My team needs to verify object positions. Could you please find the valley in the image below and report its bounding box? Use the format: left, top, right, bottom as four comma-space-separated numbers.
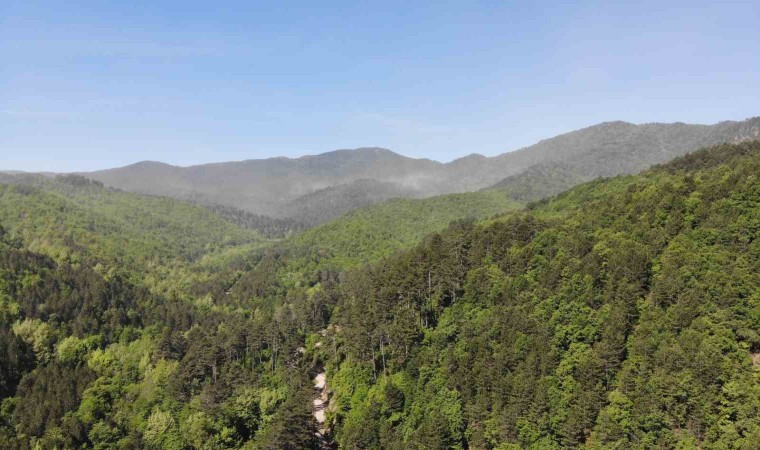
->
4, 2, 758, 447
0, 136, 758, 449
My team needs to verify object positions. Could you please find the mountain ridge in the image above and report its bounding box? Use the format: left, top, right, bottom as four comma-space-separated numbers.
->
73, 116, 760, 224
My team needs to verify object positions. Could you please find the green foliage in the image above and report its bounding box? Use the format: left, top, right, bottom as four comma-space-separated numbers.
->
0, 141, 757, 449
326, 141, 760, 448
286, 189, 521, 269
252, 388, 317, 449
12, 318, 56, 364
0, 175, 264, 292
144, 409, 183, 449
57, 335, 101, 366
203, 202, 306, 238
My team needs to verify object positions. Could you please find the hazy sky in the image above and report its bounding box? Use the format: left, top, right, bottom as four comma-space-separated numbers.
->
2, 0, 759, 171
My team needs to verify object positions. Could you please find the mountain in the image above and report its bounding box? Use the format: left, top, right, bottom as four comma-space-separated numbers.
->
1, 141, 758, 449
80, 117, 760, 225
83, 148, 441, 218
319, 140, 760, 448
283, 189, 521, 269
0, 173, 263, 292
490, 117, 760, 200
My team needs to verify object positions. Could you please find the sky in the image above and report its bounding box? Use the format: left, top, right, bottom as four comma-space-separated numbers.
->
1, 0, 759, 172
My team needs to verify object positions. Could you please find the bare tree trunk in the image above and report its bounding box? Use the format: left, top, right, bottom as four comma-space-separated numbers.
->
272, 339, 277, 374
370, 333, 377, 381
380, 337, 387, 375
428, 270, 432, 296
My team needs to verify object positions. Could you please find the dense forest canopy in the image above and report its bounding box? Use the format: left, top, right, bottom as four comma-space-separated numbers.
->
323, 141, 760, 449
0, 141, 757, 449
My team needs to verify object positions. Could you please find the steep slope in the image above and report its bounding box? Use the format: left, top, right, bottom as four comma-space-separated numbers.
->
201, 202, 306, 238
491, 117, 760, 201
0, 174, 263, 290
279, 179, 419, 227
80, 117, 760, 225
318, 141, 760, 448
282, 189, 521, 269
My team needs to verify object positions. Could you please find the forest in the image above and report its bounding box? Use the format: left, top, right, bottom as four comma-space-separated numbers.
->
0, 141, 758, 449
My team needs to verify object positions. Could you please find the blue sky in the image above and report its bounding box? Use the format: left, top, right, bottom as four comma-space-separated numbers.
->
2, 0, 758, 171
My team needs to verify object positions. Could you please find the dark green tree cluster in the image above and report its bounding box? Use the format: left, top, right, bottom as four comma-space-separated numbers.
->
0, 180, 322, 447
202, 203, 306, 238
0, 223, 325, 448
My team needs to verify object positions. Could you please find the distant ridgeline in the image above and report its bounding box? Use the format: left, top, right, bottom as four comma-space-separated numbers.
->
80, 117, 760, 226
0, 141, 757, 449
55, 174, 307, 239
55, 174, 105, 188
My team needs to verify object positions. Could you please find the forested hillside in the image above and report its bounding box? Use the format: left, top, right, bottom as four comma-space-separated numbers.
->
284, 189, 521, 269
279, 179, 420, 227
201, 203, 305, 238
0, 142, 757, 449
0, 174, 266, 296
0, 167, 520, 448
321, 141, 760, 448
